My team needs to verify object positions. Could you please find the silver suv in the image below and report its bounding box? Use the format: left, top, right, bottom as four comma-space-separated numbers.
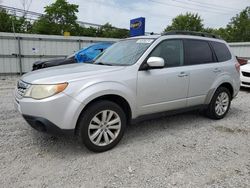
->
14, 31, 241, 152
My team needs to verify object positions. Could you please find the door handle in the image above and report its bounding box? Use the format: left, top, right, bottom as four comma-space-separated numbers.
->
178, 72, 188, 77
213, 68, 221, 73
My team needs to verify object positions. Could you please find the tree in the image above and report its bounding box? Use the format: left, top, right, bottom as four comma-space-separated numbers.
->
31, 0, 79, 35
76, 26, 98, 37
98, 23, 129, 38
0, 8, 31, 33
32, 16, 59, 35
226, 6, 250, 42
0, 9, 13, 32
203, 27, 231, 41
164, 13, 203, 32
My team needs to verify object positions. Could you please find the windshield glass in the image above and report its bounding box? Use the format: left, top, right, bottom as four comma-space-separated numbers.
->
66, 43, 93, 59
94, 38, 154, 66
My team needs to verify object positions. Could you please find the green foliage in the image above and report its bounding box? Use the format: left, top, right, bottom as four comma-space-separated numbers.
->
203, 27, 231, 41
164, 13, 203, 32
97, 23, 129, 38
225, 6, 250, 42
31, 16, 59, 35
31, 0, 79, 35
0, 9, 31, 33
30, 0, 128, 38
14, 17, 32, 33
0, 9, 13, 32
74, 23, 128, 38
164, 8, 250, 42
76, 26, 98, 37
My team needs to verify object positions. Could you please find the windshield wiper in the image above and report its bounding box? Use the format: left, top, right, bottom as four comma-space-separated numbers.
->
95, 62, 113, 66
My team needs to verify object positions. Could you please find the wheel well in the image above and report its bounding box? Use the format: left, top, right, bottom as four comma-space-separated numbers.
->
219, 83, 234, 98
75, 94, 132, 135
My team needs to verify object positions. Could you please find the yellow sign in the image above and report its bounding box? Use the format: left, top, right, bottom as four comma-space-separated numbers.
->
130, 21, 142, 29
63, 31, 70, 36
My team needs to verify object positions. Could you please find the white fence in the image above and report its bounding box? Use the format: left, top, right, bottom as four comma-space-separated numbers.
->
0, 32, 117, 74
229, 42, 250, 60
0, 32, 249, 74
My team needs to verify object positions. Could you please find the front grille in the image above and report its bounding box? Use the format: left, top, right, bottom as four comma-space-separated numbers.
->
16, 80, 30, 98
242, 71, 250, 77
242, 81, 250, 86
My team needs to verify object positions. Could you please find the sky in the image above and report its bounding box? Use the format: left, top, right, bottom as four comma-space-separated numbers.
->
1, 0, 249, 33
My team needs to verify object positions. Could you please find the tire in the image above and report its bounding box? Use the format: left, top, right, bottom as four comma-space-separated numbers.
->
77, 100, 126, 152
206, 87, 231, 120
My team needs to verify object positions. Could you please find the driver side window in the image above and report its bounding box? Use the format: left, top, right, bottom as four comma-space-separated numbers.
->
149, 40, 184, 67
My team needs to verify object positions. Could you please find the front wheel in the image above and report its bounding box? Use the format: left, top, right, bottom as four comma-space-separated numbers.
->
78, 101, 126, 152
206, 87, 231, 119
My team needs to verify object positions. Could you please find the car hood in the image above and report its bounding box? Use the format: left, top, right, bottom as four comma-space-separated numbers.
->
21, 63, 125, 84
241, 63, 250, 72
33, 58, 65, 66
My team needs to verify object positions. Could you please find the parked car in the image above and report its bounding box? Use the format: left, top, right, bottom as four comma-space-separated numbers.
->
32, 42, 113, 70
15, 31, 241, 152
240, 60, 250, 88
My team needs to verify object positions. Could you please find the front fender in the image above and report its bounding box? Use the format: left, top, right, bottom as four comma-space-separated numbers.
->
68, 81, 137, 119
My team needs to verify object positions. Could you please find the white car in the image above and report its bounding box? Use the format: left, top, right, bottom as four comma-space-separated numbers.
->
240, 60, 250, 88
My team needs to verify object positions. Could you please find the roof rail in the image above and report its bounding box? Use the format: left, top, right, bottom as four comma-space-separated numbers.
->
163, 30, 220, 39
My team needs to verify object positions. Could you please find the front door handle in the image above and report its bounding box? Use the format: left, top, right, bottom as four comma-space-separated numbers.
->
213, 68, 221, 73
178, 72, 188, 77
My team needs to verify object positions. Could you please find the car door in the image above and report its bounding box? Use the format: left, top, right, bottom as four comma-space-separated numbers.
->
137, 39, 190, 116
183, 39, 221, 107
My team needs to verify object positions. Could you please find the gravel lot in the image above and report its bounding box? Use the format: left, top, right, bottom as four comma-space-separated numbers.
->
0, 76, 250, 188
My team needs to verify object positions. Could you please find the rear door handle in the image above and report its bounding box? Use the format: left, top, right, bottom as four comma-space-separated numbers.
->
178, 72, 189, 77
213, 68, 221, 73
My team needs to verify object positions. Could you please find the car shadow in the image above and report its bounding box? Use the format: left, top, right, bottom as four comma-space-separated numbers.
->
30, 110, 213, 156
240, 87, 250, 93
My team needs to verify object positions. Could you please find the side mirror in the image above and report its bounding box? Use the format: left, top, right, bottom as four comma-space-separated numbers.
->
146, 57, 165, 69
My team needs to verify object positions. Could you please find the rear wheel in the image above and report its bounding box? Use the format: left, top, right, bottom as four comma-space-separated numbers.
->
206, 87, 231, 119
77, 100, 126, 152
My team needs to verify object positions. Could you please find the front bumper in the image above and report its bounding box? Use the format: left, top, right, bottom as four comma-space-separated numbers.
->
14, 90, 84, 132
240, 71, 250, 88
22, 115, 74, 135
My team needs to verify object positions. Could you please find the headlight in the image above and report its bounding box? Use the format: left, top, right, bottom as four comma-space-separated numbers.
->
24, 83, 68, 99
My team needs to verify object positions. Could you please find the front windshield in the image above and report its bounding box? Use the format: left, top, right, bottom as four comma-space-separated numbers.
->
66, 43, 93, 59
94, 38, 154, 66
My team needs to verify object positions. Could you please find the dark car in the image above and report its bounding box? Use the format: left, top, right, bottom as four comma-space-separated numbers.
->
32, 42, 113, 71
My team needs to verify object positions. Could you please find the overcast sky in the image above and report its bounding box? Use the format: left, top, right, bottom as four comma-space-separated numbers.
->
1, 0, 249, 33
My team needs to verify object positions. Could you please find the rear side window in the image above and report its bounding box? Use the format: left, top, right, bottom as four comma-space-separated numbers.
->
210, 41, 231, 62
184, 40, 214, 65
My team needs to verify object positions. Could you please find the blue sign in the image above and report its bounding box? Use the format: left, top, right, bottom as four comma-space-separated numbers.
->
130, 17, 145, 37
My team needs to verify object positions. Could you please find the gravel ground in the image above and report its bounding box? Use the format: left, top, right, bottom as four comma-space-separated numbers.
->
0, 76, 250, 188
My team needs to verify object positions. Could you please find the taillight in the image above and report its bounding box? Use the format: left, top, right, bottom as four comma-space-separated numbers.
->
236, 56, 248, 66
235, 62, 240, 72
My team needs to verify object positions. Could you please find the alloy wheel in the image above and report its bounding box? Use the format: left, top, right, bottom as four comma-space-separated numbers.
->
88, 110, 121, 146
215, 92, 229, 116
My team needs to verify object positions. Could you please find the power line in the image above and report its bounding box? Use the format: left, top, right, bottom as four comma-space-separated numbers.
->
0, 5, 108, 28
148, 0, 236, 14
87, 0, 174, 19
172, 0, 240, 12
187, 0, 242, 11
